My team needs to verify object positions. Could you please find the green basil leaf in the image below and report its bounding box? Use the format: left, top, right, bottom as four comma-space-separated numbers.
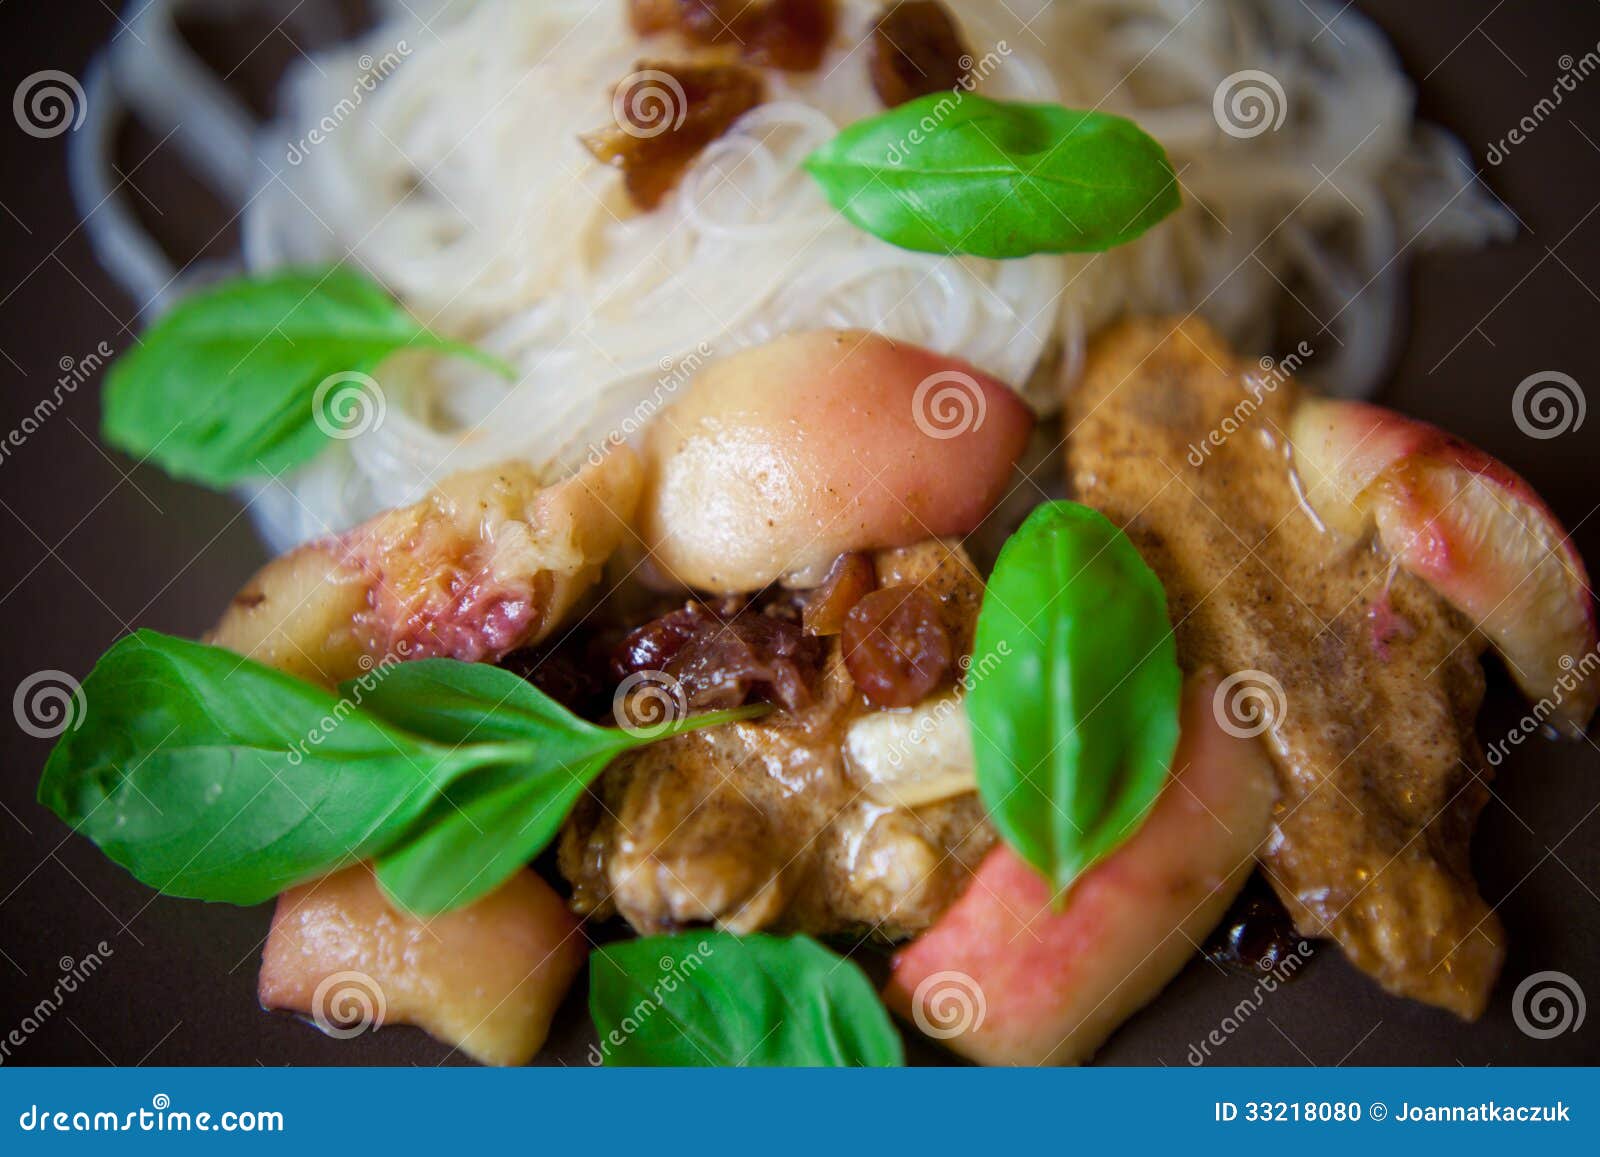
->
339, 658, 617, 754
349, 661, 763, 915
37, 631, 523, 906
966, 501, 1182, 898
589, 933, 903, 1067
102, 267, 514, 488
805, 96, 1179, 258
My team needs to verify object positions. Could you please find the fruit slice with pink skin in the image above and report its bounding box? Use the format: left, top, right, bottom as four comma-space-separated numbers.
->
259, 864, 586, 1067
883, 675, 1278, 1066
1290, 396, 1597, 734
210, 450, 642, 687
641, 330, 1033, 593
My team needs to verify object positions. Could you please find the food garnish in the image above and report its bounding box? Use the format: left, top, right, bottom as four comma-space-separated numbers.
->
580, 60, 766, 210
965, 500, 1182, 899
868, 1, 973, 108
628, 0, 838, 72
841, 586, 954, 708
101, 267, 514, 488
590, 933, 903, 1066
805, 96, 1180, 258
37, 631, 763, 915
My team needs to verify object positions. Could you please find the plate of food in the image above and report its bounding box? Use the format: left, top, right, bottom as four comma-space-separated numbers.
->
1, 0, 1595, 1068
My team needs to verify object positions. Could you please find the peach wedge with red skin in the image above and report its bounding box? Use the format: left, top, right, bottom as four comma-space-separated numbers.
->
210, 450, 643, 687
259, 864, 586, 1067
641, 330, 1033, 593
883, 675, 1279, 1066
1290, 397, 1598, 735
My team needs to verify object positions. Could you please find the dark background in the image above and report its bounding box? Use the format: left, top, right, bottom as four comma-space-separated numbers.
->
0, 0, 1597, 1067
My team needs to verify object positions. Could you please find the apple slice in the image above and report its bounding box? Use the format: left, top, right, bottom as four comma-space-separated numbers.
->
641, 330, 1033, 593
1291, 397, 1597, 734
210, 450, 642, 686
883, 675, 1278, 1066
259, 864, 586, 1067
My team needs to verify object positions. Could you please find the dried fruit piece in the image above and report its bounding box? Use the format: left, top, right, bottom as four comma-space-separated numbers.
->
802, 552, 877, 635
869, 1, 972, 107
843, 586, 953, 707
629, 0, 838, 72
613, 601, 824, 712
581, 60, 765, 210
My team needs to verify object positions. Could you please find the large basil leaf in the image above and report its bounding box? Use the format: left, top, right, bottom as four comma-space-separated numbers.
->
966, 501, 1182, 898
350, 661, 761, 915
805, 96, 1179, 258
102, 267, 513, 488
589, 933, 903, 1067
37, 631, 520, 906
38, 637, 757, 914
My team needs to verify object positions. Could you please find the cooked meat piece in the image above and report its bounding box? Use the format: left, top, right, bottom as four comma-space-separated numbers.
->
1066, 318, 1501, 1017
209, 452, 642, 687
581, 59, 765, 210
559, 538, 995, 939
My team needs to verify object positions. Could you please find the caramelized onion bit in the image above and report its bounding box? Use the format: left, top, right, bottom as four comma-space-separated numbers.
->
628, 0, 837, 72
613, 602, 824, 713
580, 60, 765, 210
868, 1, 971, 107
802, 552, 877, 636
842, 586, 953, 708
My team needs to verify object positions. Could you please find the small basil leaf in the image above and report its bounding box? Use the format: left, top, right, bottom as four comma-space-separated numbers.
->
590, 933, 903, 1067
805, 96, 1179, 258
102, 267, 514, 488
967, 501, 1182, 899
37, 631, 519, 905
351, 660, 766, 915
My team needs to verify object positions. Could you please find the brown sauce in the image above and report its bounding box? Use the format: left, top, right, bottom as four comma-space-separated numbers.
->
1067, 318, 1500, 1018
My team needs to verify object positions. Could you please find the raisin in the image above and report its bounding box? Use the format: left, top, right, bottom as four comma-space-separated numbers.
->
629, 0, 837, 72
801, 552, 877, 636
868, 1, 971, 107
580, 60, 765, 209
841, 586, 953, 708
613, 602, 823, 713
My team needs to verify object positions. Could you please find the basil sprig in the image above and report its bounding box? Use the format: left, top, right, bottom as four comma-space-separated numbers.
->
38, 631, 757, 913
966, 502, 1182, 899
805, 95, 1179, 258
589, 933, 903, 1067
102, 267, 514, 488
347, 660, 672, 915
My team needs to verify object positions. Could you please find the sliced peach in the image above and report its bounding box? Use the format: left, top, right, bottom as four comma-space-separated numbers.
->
258, 864, 586, 1066
1291, 397, 1597, 734
210, 451, 642, 686
641, 330, 1033, 592
882, 675, 1278, 1066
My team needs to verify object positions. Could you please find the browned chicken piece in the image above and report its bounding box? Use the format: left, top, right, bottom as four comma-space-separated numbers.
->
1066, 318, 1503, 1017
559, 538, 995, 939
209, 452, 643, 687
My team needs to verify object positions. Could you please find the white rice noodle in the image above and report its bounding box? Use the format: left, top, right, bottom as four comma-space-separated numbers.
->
77, 0, 1514, 550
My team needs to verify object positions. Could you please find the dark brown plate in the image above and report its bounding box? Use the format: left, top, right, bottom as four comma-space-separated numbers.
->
0, 0, 1596, 1067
